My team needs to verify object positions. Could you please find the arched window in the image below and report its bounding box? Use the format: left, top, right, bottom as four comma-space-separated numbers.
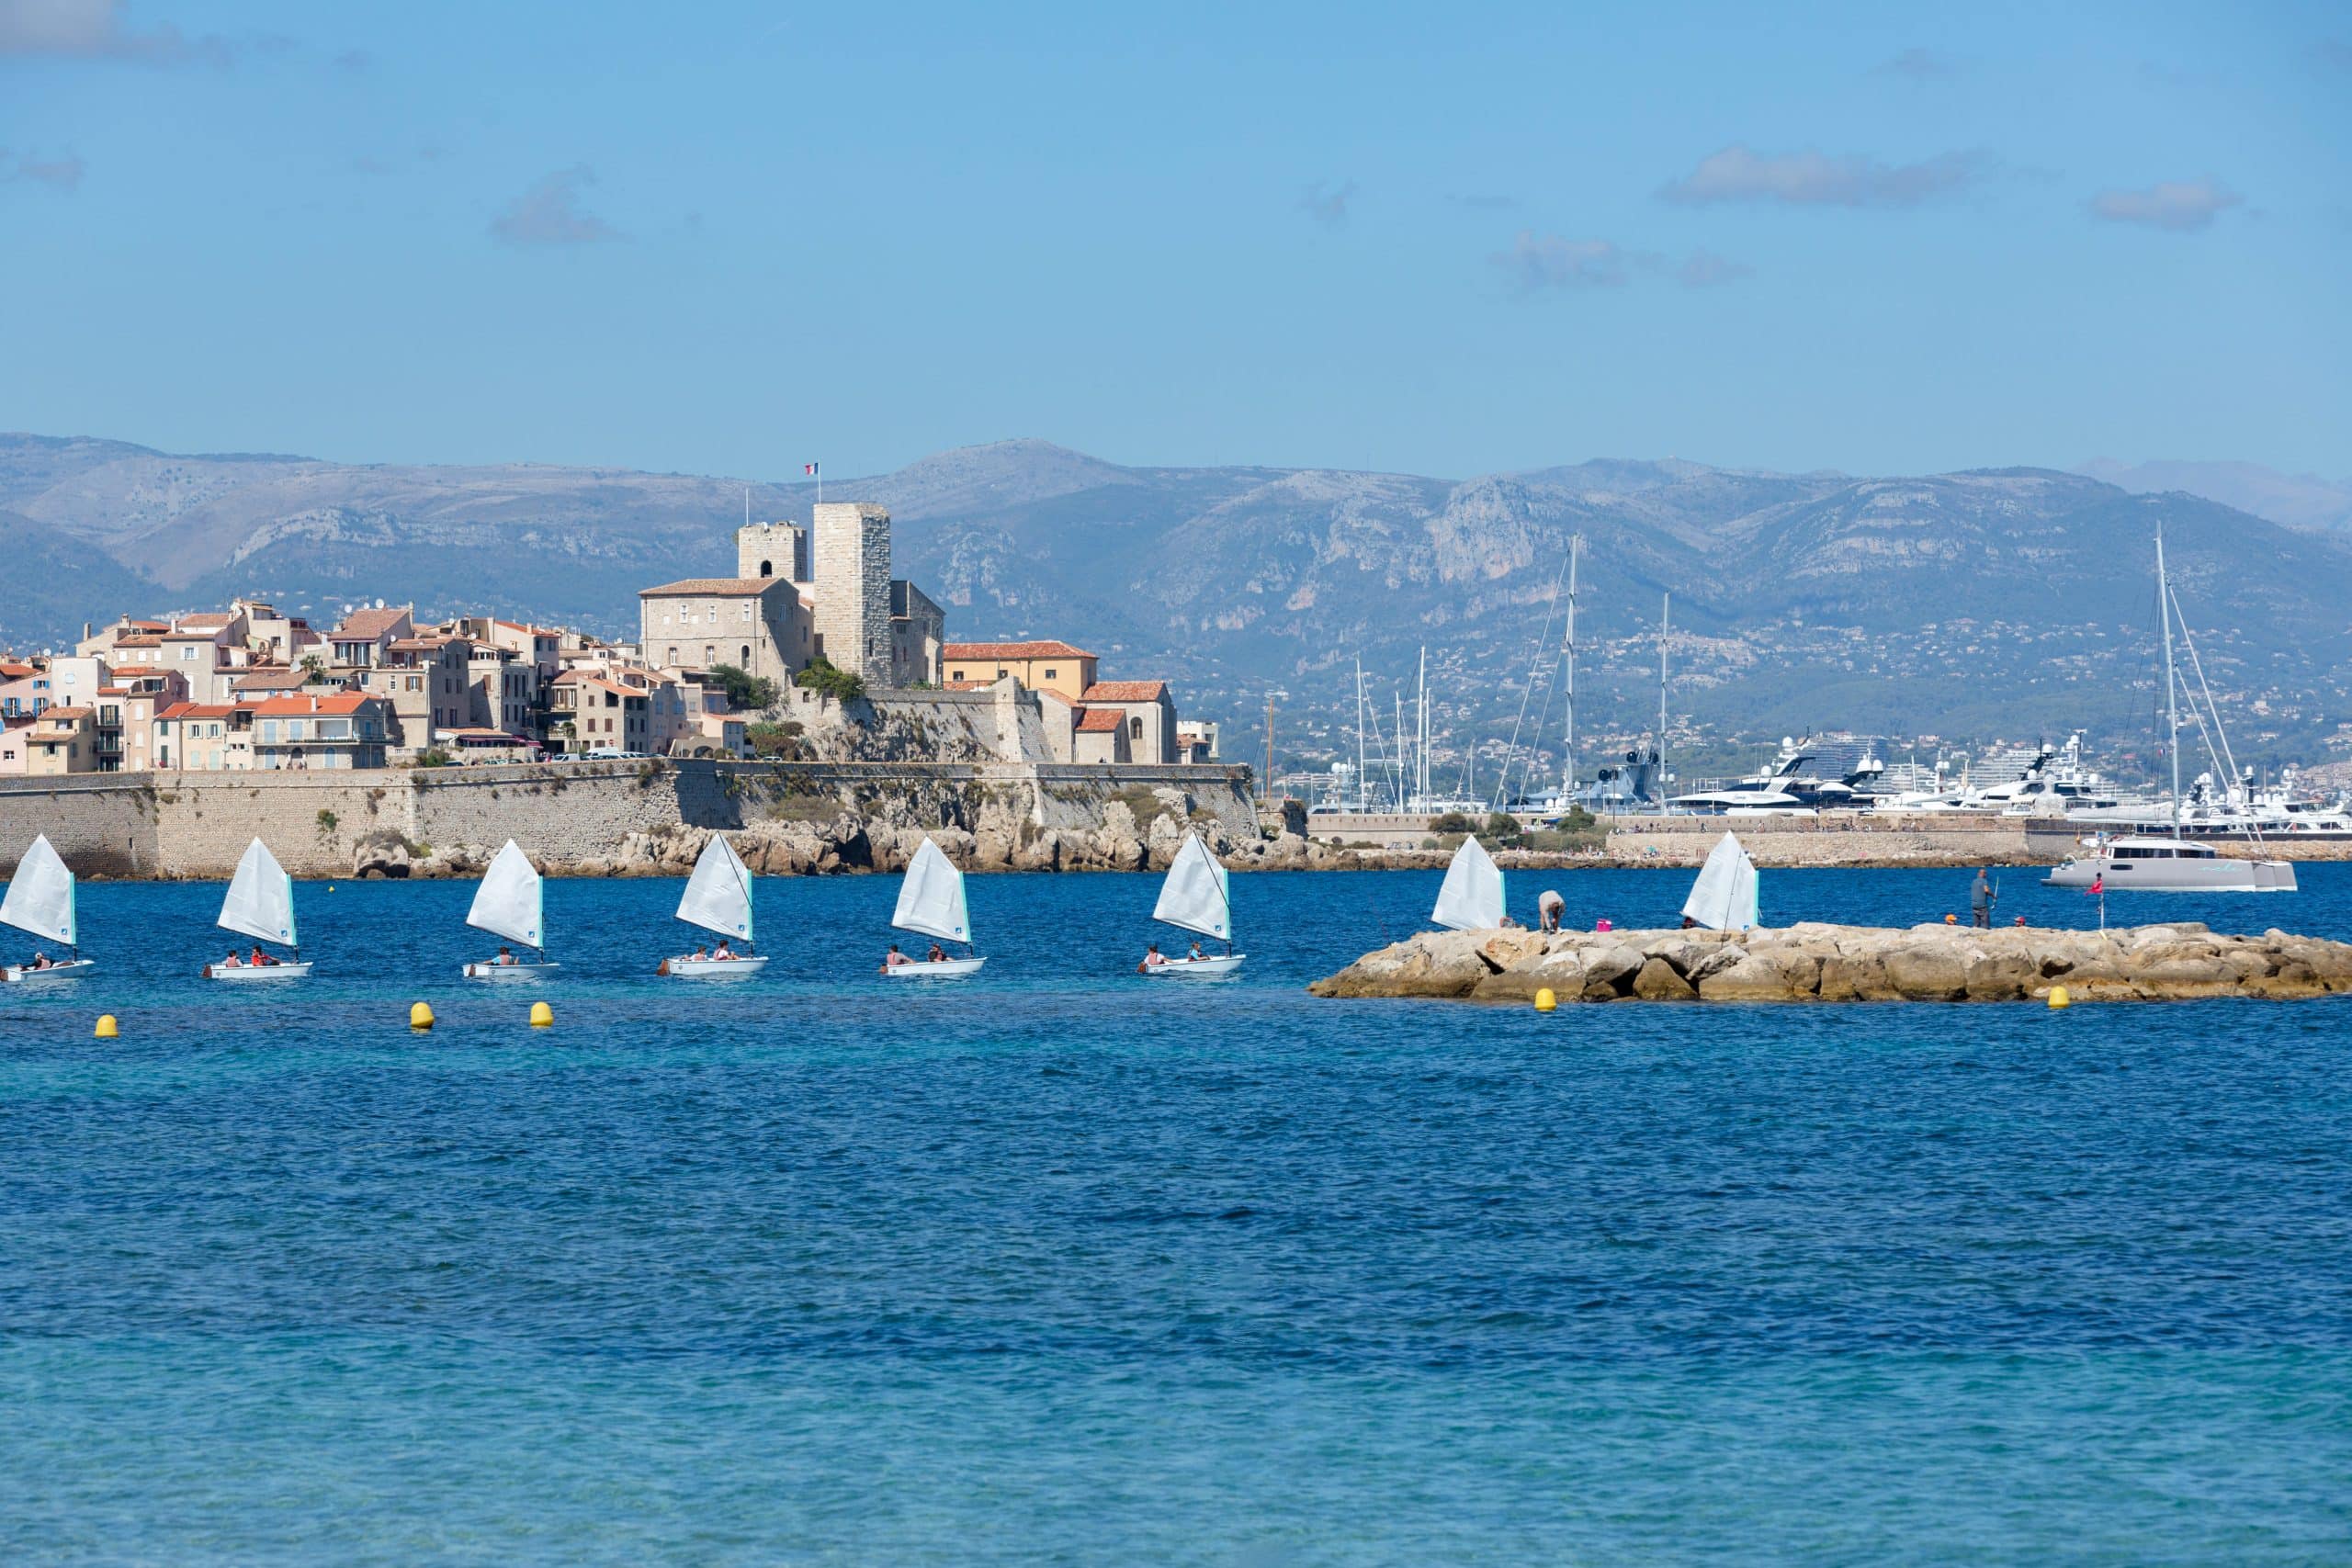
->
741, 645, 752, 666
759, 559, 774, 578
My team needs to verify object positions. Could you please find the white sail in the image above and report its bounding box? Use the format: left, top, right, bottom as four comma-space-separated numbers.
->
676, 834, 755, 942
219, 838, 298, 947
1431, 834, 1505, 931
1, 834, 76, 948
1681, 831, 1759, 931
467, 840, 545, 950
1152, 831, 1231, 942
893, 838, 972, 944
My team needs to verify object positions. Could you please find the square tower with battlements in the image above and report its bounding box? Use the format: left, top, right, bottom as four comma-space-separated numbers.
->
807, 502, 893, 686
737, 521, 806, 583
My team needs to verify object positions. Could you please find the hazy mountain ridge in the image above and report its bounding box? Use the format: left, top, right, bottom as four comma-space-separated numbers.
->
5, 432, 2349, 766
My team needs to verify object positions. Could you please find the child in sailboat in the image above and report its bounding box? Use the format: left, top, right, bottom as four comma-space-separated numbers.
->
712, 942, 736, 961
882, 943, 911, 971
1186, 941, 1204, 962
927, 942, 948, 963
1139, 942, 1167, 972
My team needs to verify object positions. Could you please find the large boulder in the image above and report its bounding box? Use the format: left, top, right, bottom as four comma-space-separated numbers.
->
1697, 948, 1821, 1001
1882, 942, 1972, 1001
1631, 956, 1699, 1000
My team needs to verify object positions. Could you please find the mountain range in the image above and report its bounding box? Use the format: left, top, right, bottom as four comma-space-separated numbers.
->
6, 432, 2350, 774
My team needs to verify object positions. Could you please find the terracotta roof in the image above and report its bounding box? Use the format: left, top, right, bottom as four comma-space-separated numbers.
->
1076, 708, 1126, 733
944, 640, 1094, 660
332, 607, 411, 640
121, 619, 170, 632
159, 703, 239, 720
232, 668, 313, 692
37, 706, 93, 722
638, 578, 780, 597
161, 628, 221, 642
1080, 680, 1170, 703
0, 661, 39, 677
108, 635, 162, 649
554, 671, 641, 699
175, 612, 235, 629
386, 636, 459, 652
246, 694, 380, 717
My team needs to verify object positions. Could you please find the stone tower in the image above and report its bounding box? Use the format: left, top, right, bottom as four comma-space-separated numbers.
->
809, 502, 893, 686
736, 521, 805, 582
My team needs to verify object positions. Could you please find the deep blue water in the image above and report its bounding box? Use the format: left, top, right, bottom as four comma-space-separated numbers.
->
5, 864, 2351, 1563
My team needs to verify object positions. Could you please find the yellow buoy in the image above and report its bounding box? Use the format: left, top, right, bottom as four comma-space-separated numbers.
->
529, 1001, 553, 1028
2048, 986, 2071, 1010
94, 1014, 119, 1039
410, 1001, 435, 1030
1533, 987, 1556, 1012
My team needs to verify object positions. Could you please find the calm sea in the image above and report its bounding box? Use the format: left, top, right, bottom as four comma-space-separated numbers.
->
5, 865, 2350, 1563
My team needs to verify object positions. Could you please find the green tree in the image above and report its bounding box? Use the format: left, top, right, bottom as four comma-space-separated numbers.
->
794, 655, 865, 704
706, 662, 778, 713
1428, 810, 1477, 836
1484, 810, 1526, 845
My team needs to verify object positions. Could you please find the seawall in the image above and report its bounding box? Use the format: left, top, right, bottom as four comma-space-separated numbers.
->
0, 761, 1259, 879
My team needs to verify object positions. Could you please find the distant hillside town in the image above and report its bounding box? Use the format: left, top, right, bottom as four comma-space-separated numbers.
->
0, 502, 1216, 777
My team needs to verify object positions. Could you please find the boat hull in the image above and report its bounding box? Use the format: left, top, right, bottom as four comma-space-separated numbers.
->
884, 956, 987, 978
1143, 954, 1247, 977
2044, 856, 2297, 893
205, 962, 316, 980
3, 958, 96, 983
463, 961, 560, 979
662, 955, 769, 979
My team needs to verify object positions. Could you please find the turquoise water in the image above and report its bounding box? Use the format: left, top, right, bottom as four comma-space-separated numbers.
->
5, 866, 2351, 1563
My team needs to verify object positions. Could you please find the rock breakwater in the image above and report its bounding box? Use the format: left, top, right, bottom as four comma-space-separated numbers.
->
1308, 921, 2352, 1003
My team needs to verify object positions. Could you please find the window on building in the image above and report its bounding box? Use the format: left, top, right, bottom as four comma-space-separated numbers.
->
740, 645, 751, 666
1129, 716, 1143, 741
1044, 669, 1057, 681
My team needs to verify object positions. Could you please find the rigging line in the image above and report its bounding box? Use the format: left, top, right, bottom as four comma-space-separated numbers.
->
2167, 582, 2265, 842
1490, 561, 1567, 812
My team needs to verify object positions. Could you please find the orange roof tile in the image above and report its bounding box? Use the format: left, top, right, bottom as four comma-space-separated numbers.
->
638, 578, 781, 597
332, 607, 411, 640
944, 640, 1094, 661
1080, 680, 1170, 703
1076, 708, 1126, 733
245, 694, 380, 717
159, 703, 240, 720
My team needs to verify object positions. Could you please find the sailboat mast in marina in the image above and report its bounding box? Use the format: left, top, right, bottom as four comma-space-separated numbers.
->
1143, 831, 1244, 976
206, 839, 313, 979
2, 835, 93, 982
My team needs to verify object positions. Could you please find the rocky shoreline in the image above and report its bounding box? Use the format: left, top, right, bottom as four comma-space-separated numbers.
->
1308, 921, 2352, 1003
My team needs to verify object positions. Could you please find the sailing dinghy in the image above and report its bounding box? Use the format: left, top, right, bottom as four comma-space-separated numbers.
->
1143, 831, 1243, 976
1681, 831, 1759, 931
462, 840, 558, 977
2, 834, 93, 982
1431, 834, 1507, 931
205, 839, 313, 979
885, 838, 985, 977
660, 834, 767, 977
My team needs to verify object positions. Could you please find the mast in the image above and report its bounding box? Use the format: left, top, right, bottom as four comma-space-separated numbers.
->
1562, 534, 1580, 799
1353, 658, 1367, 813
1657, 592, 1671, 808
2158, 526, 2181, 841
1416, 647, 1429, 805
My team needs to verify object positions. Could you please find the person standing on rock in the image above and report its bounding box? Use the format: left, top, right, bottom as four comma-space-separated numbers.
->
1971, 869, 1996, 929
1538, 890, 1565, 933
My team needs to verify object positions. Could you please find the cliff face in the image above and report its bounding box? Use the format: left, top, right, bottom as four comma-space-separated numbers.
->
1309, 921, 2352, 1003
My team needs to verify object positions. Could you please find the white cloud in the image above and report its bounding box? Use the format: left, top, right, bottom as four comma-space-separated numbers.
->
490, 166, 623, 247
2086, 179, 2243, 231
1298, 178, 1357, 229
0, 0, 231, 64
1660, 143, 1994, 208
1, 146, 86, 190
1491, 232, 1750, 295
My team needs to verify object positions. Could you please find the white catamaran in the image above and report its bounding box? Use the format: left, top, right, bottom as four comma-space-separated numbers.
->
885, 838, 986, 977
462, 840, 559, 977
1681, 831, 1759, 931
1143, 831, 1244, 976
205, 838, 312, 979
1431, 834, 1506, 931
662, 834, 768, 977
2, 834, 93, 982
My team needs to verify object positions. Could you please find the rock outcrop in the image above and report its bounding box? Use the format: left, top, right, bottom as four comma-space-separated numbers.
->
1309, 921, 2352, 1003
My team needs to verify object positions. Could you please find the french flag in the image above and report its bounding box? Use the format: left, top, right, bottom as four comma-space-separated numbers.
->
804, 462, 820, 476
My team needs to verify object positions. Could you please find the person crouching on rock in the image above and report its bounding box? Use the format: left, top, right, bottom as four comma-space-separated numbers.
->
1538, 890, 1565, 933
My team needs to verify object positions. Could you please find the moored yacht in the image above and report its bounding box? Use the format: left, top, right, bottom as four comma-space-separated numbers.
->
2044, 835, 2296, 893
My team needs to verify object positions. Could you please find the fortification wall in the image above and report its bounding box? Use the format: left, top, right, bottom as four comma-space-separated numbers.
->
1601, 812, 2035, 867
0, 761, 1257, 878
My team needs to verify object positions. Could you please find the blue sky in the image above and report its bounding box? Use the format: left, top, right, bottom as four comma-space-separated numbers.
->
2, 0, 2346, 481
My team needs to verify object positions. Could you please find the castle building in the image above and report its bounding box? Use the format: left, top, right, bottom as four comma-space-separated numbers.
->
640, 502, 943, 694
